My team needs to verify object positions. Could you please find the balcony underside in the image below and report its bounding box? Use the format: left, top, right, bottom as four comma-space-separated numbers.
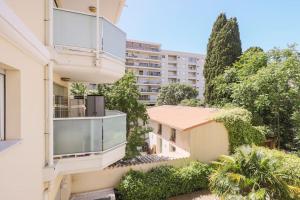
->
52, 8, 126, 83
52, 48, 125, 83
43, 143, 126, 181
55, 0, 125, 24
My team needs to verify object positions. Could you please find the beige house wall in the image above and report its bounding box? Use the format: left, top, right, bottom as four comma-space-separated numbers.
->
190, 121, 229, 162
148, 120, 229, 162
0, 36, 45, 199
71, 158, 191, 194
149, 120, 190, 155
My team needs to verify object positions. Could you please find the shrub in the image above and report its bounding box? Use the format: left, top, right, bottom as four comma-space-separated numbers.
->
214, 107, 267, 152
209, 146, 300, 200
117, 162, 212, 200
180, 99, 205, 107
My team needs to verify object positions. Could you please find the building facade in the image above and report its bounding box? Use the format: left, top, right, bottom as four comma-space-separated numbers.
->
0, 0, 127, 200
126, 40, 205, 105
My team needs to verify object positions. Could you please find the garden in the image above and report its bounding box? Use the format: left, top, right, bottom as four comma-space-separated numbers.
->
117, 146, 300, 200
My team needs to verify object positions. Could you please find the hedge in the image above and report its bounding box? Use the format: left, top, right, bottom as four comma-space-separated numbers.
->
209, 146, 300, 199
214, 107, 267, 153
117, 162, 212, 200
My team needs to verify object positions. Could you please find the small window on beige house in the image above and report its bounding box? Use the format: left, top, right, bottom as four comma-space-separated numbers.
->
170, 128, 176, 142
158, 124, 162, 135
170, 145, 176, 152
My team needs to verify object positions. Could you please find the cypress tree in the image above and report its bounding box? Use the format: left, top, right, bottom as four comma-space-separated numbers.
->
204, 14, 242, 104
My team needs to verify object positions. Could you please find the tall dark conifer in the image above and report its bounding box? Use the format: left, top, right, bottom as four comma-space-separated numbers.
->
204, 14, 242, 104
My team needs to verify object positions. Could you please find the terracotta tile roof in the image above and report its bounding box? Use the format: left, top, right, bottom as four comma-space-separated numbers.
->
147, 105, 219, 131
109, 155, 171, 167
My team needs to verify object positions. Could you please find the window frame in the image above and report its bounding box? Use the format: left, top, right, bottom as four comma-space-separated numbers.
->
158, 123, 162, 135
170, 128, 176, 142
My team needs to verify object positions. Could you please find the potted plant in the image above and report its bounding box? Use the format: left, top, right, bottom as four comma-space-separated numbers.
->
70, 82, 87, 99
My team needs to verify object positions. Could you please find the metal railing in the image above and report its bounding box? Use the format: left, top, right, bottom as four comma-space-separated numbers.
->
53, 110, 126, 157
53, 8, 126, 60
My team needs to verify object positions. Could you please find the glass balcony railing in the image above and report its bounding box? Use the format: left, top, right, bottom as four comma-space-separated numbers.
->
53, 110, 126, 156
53, 8, 126, 60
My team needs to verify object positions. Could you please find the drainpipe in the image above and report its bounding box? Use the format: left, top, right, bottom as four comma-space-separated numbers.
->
96, 0, 100, 66
45, 0, 54, 167
47, 62, 54, 166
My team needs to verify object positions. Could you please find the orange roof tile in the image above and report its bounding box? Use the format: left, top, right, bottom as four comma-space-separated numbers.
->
147, 105, 219, 131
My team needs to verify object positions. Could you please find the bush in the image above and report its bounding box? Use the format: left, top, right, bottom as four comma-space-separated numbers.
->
214, 107, 267, 152
180, 99, 205, 107
117, 162, 212, 200
209, 146, 300, 200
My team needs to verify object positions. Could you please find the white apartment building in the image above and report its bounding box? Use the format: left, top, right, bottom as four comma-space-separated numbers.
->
126, 40, 162, 104
0, 0, 127, 199
126, 40, 205, 105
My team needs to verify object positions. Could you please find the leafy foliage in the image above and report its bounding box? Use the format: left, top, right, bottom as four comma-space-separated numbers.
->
214, 108, 267, 153
95, 72, 150, 158
157, 83, 198, 105
291, 111, 300, 152
204, 13, 242, 103
180, 99, 205, 107
125, 126, 152, 158
117, 162, 212, 200
213, 46, 300, 150
210, 146, 300, 200
105, 72, 148, 132
70, 82, 87, 96
212, 47, 268, 105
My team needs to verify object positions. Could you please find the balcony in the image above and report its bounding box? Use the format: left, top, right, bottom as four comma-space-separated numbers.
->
52, 8, 126, 83
52, 110, 126, 175
126, 54, 161, 62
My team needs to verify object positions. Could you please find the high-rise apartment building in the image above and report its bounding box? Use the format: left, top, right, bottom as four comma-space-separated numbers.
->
126, 40, 162, 104
126, 40, 205, 105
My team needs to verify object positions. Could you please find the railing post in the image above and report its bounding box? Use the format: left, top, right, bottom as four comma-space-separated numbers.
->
95, 0, 100, 65
101, 118, 104, 151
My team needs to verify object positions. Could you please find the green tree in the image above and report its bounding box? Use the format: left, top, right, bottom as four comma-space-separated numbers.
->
204, 13, 242, 104
126, 126, 151, 158
230, 47, 300, 149
106, 72, 148, 132
157, 83, 198, 105
212, 47, 267, 105
97, 84, 111, 96
103, 72, 150, 158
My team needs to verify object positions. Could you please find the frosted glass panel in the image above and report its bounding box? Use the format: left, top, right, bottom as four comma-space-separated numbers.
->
102, 18, 126, 60
53, 9, 97, 49
53, 9, 126, 59
54, 118, 102, 155
54, 111, 126, 156
103, 115, 127, 151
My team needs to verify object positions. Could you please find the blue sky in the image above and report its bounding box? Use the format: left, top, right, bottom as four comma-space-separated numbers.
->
118, 0, 300, 54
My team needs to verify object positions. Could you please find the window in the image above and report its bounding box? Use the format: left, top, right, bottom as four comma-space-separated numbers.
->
158, 124, 162, 135
170, 128, 176, 142
170, 145, 176, 152
0, 72, 5, 141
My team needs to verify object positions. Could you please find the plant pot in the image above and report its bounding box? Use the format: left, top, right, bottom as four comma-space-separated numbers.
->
74, 95, 84, 99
